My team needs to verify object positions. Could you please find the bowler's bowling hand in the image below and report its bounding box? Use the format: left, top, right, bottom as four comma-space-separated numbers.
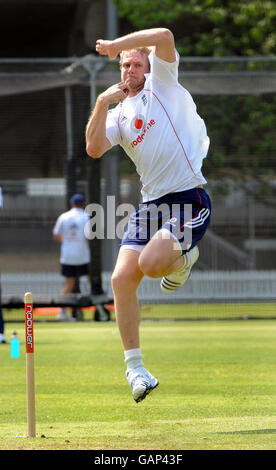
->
95, 39, 118, 60
100, 82, 129, 105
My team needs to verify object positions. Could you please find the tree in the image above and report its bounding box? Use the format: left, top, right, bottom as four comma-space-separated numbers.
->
113, 0, 276, 183
112, 0, 276, 56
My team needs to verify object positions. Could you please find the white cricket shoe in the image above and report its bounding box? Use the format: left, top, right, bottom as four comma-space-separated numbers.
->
57, 308, 73, 322
126, 367, 159, 403
0, 333, 8, 344
160, 245, 199, 293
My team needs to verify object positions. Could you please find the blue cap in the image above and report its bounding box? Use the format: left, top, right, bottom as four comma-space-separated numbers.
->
70, 193, 85, 205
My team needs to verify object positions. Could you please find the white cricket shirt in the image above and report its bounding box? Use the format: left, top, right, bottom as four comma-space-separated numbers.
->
53, 208, 90, 265
106, 50, 209, 202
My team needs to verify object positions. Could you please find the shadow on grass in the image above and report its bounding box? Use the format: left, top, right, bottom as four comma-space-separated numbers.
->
215, 429, 276, 435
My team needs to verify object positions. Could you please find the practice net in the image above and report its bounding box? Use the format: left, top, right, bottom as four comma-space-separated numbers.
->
0, 56, 276, 322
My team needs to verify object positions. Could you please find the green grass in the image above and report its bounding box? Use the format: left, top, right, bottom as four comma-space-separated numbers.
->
141, 302, 276, 320
0, 319, 276, 450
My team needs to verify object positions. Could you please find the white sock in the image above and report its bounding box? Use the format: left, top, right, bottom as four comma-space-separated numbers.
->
124, 348, 144, 370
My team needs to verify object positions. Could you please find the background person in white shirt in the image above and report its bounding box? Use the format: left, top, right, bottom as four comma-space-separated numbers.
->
53, 193, 90, 321
86, 28, 211, 402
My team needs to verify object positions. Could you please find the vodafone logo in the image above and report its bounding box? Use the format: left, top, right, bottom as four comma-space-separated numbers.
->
131, 114, 146, 133
134, 118, 143, 130
131, 119, 156, 148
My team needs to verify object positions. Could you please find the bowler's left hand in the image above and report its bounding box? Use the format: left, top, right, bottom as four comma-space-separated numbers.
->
95, 39, 118, 60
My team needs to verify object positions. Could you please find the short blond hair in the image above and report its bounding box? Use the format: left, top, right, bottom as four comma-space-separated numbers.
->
119, 47, 151, 69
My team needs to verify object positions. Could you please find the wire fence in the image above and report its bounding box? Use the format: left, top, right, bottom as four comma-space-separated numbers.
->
1, 56, 276, 321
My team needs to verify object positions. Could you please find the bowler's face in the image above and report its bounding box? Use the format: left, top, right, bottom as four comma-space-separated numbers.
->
121, 51, 150, 96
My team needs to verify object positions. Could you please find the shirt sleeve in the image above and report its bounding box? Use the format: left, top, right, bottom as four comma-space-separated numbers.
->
149, 49, 180, 85
105, 105, 122, 147
53, 215, 63, 235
